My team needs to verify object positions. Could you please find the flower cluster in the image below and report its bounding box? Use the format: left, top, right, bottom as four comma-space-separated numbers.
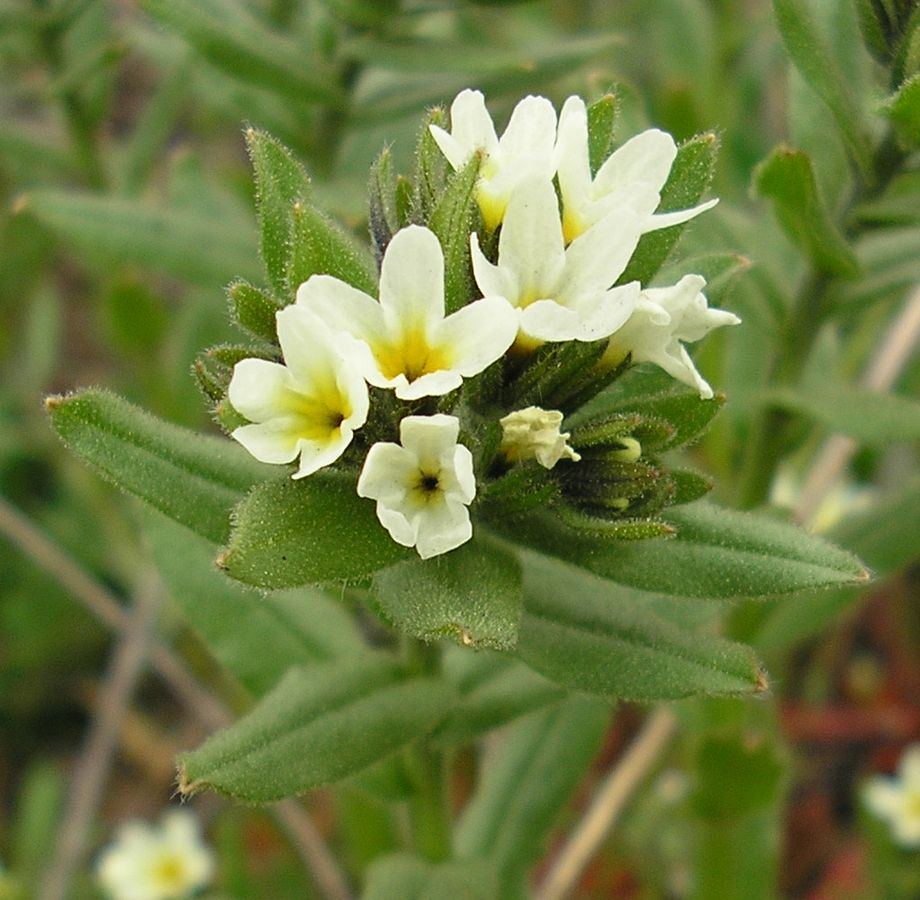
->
224, 90, 739, 558
95, 809, 214, 900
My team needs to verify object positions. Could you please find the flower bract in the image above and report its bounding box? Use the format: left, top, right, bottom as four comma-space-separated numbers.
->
429, 88, 557, 231
500, 406, 580, 468
297, 225, 517, 400
603, 274, 740, 399
863, 744, 920, 848
470, 174, 642, 345
357, 414, 476, 559
96, 810, 215, 900
555, 96, 718, 243
228, 305, 369, 477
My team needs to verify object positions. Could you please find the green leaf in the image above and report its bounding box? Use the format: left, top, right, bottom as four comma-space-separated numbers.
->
144, 509, 363, 695
179, 655, 455, 802
9, 762, 66, 883
20, 190, 260, 286
586, 93, 618, 176
766, 385, 920, 443
752, 478, 920, 653
773, 0, 873, 173
413, 107, 450, 223
433, 648, 564, 746
618, 132, 718, 286
220, 473, 412, 588
455, 697, 610, 890
47, 389, 270, 543
428, 156, 481, 315
245, 127, 312, 297
139, 0, 342, 106
227, 279, 281, 343
515, 552, 766, 699
371, 539, 522, 650
753, 146, 859, 277
288, 198, 378, 297
492, 501, 867, 600
570, 371, 725, 451
881, 73, 920, 148
369, 146, 399, 260
362, 854, 498, 900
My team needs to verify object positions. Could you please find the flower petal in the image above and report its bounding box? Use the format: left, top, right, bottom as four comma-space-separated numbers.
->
295, 275, 385, 353
593, 128, 677, 214
393, 369, 463, 401
646, 197, 719, 232
228, 358, 293, 423
414, 497, 473, 559
431, 296, 517, 376
399, 414, 459, 470
470, 233, 518, 300
496, 95, 557, 172
378, 225, 445, 334
446, 88, 499, 159
559, 207, 642, 300
497, 176, 567, 305
357, 442, 417, 502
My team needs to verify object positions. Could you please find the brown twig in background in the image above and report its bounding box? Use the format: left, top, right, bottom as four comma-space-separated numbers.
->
0, 495, 353, 900
534, 709, 677, 900
794, 286, 920, 526
40, 570, 160, 900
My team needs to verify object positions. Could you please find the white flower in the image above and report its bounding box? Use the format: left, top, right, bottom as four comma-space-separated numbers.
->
429, 88, 557, 231
96, 809, 215, 900
470, 174, 642, 346
357, 414, 476, 559
603, 274, 740, 399
228, 305, 369, 478
555, 96, 718, 243
863, 744, 920, 848
499, 407, 580, 469
297, 225, 517, 401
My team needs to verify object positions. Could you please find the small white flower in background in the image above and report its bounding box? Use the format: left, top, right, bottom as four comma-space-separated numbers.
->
555, 96, 718, 244
500, 407, 580, 469
229, 305, 369, 477
470, 174, 642, 346
96, 809, 215, 900
298, 225, 517, 401
864, 744, 920, 848
429, 88, 557, 231
603, 274, 740, 399
358, 414, 476, 559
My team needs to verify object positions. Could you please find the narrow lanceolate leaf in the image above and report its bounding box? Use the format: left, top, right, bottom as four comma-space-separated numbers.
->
586, 93, 618, 176
144, 510, 363, 696
753, 478, 920, 653
515, 552, 765, 699
754, 147, 859, 278
47, 390, 271, 544
618, 132, 719, 286
220, 473, 412, 588
570, 371, 725, 451
767, 385, 920, 443
773, 0, 873, 173
139, 0, 342, 106
363, 854, 498, 900
228, 279, 281, 343
881, 73, 920, 148
178, 655, 455, 802
288, 199, 378, 296
245, 127, 311, 297
455, 698, 610, 892
21, 191, 260, 286
428, 155, 481, 314
495, 501, 867, 600
371, 540, 522, 650
433, 649, 564, 746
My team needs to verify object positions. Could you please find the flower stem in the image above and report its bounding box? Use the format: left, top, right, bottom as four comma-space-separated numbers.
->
407, 743, 452, 862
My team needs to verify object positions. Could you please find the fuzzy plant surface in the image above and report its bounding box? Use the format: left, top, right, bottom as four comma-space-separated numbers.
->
43, 81, 878, 899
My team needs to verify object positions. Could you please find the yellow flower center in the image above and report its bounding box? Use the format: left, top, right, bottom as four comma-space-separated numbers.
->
375, 329, 450, 383
152, 854, 186, 889
282, 386, 351, 443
